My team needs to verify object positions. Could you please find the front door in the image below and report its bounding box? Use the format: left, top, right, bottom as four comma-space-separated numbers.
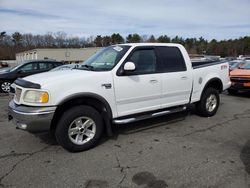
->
17, 62, 39, 78
113, 48, 162, 117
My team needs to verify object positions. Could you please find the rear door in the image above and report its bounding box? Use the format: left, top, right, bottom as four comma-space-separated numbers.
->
38, 62, 54, 73
113, 47, 162, 117
155, 46, 192, 108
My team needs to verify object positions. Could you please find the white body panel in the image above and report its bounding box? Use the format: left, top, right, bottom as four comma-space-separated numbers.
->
15, 43, 231, 119
191, 64, 231, 103
160, 45, 193, 108
113, 73, 162, 117
20, 70, 119, 118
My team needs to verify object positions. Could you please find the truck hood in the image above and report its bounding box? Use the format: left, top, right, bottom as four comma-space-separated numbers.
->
16, 69, 115, 107
23, 69, 104, 87
230, 69, 250, 78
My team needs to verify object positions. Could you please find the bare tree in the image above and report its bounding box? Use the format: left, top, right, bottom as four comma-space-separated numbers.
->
44, 33, 55, 47
0, 31, 6, 41
54, 31, 67, 47
22, 34, 34, 47
12, 32, 22, 46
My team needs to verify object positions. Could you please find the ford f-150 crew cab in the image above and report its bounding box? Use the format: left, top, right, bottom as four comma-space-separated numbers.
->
8, 43, 231, 152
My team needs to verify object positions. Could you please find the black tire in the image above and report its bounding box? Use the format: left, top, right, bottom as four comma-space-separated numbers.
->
227, 88, 238, 95
0, 80, 11, 93
0, 81, 3, 93
196, 87, 220, 117
55, 105, 104, 152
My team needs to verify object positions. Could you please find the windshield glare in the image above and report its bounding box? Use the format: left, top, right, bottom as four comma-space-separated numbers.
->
79, 45, 130, 71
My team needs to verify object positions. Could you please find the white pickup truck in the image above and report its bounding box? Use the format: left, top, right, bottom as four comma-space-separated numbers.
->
8, 43, 231, 152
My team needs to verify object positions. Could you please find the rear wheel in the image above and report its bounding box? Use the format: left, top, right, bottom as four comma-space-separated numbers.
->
55, 105, 104, 152
196, 87, 220, 117
0, 81, 11, 93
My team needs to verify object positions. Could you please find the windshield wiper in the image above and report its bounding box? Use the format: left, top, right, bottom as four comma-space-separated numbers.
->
75, 64, 94, 71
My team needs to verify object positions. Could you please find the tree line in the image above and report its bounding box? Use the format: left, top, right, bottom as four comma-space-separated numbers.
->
0, 31, 249, 60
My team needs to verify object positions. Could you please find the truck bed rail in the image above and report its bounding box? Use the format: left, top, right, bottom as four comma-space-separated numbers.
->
192, 60, 226, 69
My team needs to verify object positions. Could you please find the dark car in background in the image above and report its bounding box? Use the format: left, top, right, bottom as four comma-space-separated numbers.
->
0, 60, 63, 92
0, 61, 9, 68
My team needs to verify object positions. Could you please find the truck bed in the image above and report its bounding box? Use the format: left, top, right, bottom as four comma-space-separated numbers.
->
190, 59, 230, 104
192, 60, 226, 69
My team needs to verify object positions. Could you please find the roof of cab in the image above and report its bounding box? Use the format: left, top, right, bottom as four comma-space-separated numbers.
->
119, 43, 182, 47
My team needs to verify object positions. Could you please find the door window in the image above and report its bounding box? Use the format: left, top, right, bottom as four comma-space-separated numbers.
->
156, 47, 186, 72
39, 62, 49, 70
47, 62, 54, 69
19, 63, 38, 72
128, 49, 156, 74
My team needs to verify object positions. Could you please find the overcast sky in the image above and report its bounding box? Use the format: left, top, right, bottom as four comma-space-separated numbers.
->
0, 0, 249, 40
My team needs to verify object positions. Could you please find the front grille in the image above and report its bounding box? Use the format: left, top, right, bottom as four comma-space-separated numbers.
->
230, 77, 250, 83
15, 88, 22, 102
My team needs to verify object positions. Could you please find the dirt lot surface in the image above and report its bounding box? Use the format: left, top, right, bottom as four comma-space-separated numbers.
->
0, 92, 250, 188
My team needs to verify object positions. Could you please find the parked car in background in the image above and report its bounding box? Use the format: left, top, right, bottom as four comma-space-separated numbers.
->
225, 57, 237, 61
0, 60, 62, 93
228, 61, 250, 94
50, 64, 78, 72
0, 61, 9, 69
243, 57, 250, 61
228, 60, 246, 72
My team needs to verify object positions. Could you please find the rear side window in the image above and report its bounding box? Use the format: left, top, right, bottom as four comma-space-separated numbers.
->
47, 62, 54, 69
39, 62, 49, 70
156, 47, 186, 72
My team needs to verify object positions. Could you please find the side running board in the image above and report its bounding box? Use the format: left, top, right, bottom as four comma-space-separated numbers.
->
113, 106, 187, 124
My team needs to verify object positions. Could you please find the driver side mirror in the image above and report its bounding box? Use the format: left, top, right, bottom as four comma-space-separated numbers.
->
124, 62, 136, 71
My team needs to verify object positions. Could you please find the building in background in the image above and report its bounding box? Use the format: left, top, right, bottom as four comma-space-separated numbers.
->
15, 48, 101, 64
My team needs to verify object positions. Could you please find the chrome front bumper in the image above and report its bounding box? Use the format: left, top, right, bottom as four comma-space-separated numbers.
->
8, 100, 56, 133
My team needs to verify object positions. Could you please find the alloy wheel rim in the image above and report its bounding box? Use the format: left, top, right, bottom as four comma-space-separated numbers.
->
68, 116, 96, 145
1, 82, 11, 92
206, 94, 217, 112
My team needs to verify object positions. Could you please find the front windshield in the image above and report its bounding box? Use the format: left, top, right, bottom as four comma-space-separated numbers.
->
229, 61, 240, 66
77, 45, 130, 71
10, 64, 22, 71
241, 62, 250, 70
10, 61, 31, 72
231, 61, 245, 69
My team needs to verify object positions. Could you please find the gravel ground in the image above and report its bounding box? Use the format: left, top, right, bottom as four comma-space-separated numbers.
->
0, 92, 250, 188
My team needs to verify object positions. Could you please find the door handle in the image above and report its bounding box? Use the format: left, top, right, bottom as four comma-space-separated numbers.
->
149, 79, 158, 83
181, 76, 188, 80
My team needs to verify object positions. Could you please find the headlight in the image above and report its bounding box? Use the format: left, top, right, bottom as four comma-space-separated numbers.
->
23, 90, 49, 103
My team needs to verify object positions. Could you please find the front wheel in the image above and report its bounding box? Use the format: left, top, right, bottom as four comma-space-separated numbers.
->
196, 88, 220, 117
55, 105, 104, 152
0, 81, 11, 93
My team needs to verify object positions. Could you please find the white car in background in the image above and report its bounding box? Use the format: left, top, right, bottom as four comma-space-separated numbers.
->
50, 64, 78, 71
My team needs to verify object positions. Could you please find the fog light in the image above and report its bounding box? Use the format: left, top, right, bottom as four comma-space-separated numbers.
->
17, 123, 27, 130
